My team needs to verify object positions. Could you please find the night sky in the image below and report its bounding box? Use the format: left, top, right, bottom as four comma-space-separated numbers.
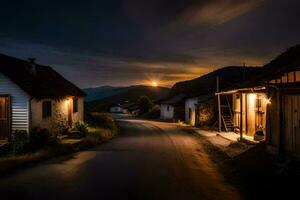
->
0, 0, 299, 88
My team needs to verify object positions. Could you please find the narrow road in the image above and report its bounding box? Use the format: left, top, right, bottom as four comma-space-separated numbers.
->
0, 119, 242, 200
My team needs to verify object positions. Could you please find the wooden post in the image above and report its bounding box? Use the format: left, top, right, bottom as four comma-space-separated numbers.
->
245, 93, 248, 136
240, 93, 243, 140
278, 88, 285, 158
217, 76, 221, 132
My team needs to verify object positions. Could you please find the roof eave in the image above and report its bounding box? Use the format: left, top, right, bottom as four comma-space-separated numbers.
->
215, 86, 267, 95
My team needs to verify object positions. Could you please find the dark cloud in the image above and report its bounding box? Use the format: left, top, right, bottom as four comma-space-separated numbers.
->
0, 0, 299, 87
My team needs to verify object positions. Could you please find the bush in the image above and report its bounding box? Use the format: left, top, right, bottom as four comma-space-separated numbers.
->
87, 113, 118, 134
138, 96, 154, 115
70, 121, 89, 136
141, 105, 160, 119
29, 127, 56, 151
11, 130, 29, 155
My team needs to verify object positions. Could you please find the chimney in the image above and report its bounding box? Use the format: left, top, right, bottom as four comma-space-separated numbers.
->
28, 58, 36, 74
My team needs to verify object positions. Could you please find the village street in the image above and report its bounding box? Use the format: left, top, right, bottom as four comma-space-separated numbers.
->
0, 119, 242, 200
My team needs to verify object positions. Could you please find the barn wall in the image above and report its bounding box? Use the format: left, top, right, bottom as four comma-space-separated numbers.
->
160, 104, 174, 120
185, 98, 198, 126
0, 73, 30, 133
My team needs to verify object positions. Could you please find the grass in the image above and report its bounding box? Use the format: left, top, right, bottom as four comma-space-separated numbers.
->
0, 126, 118, 177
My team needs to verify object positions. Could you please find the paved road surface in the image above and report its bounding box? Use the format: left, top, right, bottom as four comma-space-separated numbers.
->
0, 119, 242, 200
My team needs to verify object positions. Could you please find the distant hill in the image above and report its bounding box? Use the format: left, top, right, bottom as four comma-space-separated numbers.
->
85, 85, 170, 112
83, 86, 125, 102
169, 66, 262, 98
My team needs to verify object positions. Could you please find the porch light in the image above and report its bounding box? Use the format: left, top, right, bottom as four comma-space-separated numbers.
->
65, 97, 72, 107
264, 98, 271, 105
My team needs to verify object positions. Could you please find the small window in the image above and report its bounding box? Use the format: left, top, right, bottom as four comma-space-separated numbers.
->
288, 71, 295, 83
42, 101, 52, 118
167, 105, 170, 112
281, 74, 288, 83
296, 71, 300, 82
73, 97, 78, 113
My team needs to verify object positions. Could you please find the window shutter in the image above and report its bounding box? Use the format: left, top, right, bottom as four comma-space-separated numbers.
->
42, 101, 52, 118
73, 97, 78, 113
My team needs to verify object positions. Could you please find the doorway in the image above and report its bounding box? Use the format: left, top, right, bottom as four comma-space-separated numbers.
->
0, 96, 10, 140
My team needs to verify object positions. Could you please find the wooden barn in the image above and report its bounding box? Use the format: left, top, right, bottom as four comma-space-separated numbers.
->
217, 44, 300, 158
0, 54, 85, 141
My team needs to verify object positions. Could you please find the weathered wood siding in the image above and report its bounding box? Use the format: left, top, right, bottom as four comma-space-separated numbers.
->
283, 95, 300, 156
0, 73, 30, 133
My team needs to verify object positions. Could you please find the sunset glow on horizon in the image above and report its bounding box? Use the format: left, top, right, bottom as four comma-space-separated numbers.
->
151, 81, 158, 87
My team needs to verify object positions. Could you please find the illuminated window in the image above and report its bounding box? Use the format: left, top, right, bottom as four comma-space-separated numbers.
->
296, 71, 300, 82
288, 72, 295, 83
73, 98, 78, 113
281, 74, 288, 83
42, 101, 52, 118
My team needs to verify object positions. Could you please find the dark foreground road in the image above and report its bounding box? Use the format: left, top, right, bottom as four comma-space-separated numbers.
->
0, 119, 242, 200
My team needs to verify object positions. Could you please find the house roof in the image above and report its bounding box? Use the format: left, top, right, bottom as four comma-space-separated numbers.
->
0, 53, 86, 99
217, 44, 300, 93
262, 44, 300, 79
161, 94, 185, 106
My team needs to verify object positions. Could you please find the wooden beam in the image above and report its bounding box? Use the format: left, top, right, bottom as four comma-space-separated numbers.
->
240, 93, 243, 140
245, 93, 248, 136
217, 76, 221, 132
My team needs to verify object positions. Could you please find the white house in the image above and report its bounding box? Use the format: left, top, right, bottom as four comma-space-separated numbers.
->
160, 94, 185, 120
160, 104, 174, 120
110, 105, 123, 113
110, 104, 128, 114
0, 54, 85, 140
185, 97, 198, 126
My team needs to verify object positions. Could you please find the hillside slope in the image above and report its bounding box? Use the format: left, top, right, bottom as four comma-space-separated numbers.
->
83, 86, 124, 102
85, 85, 170, 112
169, 66, 262, 98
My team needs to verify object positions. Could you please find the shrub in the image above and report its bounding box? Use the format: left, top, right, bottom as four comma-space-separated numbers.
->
70, 121, 89, 136
141, 105, 160, 119
87, 113, 118, 134
11, 130, 29, 154
138, 96, 154, 115
29, 127, 56, 151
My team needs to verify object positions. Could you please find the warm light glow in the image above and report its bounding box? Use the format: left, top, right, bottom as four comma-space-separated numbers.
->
264, 98, 271, 105
151, 81, 158, 87
65, 98, 72, 107
248, 93, 256, 104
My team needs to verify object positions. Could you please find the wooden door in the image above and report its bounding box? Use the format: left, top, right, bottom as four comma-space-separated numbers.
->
246, 94, 256, 136
67, 98, 72, 127
0, 96, 10, 139
284, 95, 300, 156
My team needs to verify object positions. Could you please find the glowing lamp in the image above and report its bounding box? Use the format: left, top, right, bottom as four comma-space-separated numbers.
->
264, 98, 271, 105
